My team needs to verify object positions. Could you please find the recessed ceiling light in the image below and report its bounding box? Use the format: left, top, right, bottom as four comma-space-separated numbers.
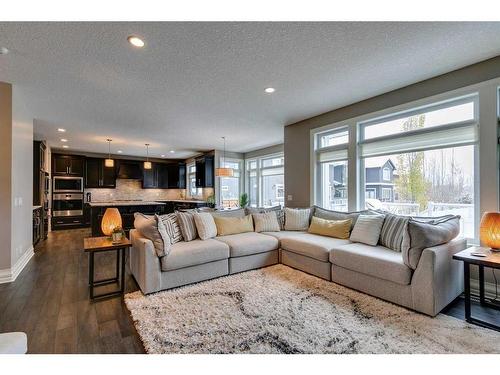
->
0, 47, 9, 55
127, 36, 145, 48
60, 138, 68, 142
264, 87, 275, 93
117, 150, 123, 154
169, 150, 175, 153
62, 145, 69, 149
161, 154, 166, 158
57, 128, 66, 132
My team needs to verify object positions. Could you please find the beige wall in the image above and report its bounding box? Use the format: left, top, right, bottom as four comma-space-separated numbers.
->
284, 55, 500, 207
0, 83, 13, 270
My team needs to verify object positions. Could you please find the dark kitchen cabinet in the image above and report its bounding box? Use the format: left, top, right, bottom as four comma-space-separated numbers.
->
167, 163, 186, 189
142, 163, 158, 189
52, 154, 84, 176
157, 163, 169, 189
195, 155, 214, 188
85, 158, 116, 188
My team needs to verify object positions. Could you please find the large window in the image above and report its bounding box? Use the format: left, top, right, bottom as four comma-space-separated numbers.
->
187, 163, 201, 197
219, 159, 242, 208
359, 95, 478, 240
314, 127, 349, 211
246, 153, 284, 207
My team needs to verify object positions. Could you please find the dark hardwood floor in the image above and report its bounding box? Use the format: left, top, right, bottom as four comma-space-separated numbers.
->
1, 228, 498, 354
0, 228, 144, 353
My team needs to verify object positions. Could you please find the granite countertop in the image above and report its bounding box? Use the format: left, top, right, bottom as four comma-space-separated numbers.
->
162, 199, 207, 203
88, 201, 166, 207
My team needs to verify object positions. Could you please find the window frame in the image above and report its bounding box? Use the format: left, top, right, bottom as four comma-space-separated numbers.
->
245, 152, 285, 208
218, 157, 243, 208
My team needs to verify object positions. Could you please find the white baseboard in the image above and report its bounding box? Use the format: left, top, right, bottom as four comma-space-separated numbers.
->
0, 246, 34, 284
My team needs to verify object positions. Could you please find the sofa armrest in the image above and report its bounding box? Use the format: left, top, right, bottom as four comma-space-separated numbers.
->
129, 229, 162, 294
411, 238, 467, 316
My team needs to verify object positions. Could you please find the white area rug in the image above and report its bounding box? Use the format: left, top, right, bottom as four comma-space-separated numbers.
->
124, 264, 500, 354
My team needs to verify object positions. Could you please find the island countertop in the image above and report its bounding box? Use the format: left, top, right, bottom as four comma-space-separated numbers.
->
88, 201, 166, 207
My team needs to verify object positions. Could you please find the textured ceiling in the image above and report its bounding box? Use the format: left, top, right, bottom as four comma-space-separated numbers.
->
1, 22, 500, 159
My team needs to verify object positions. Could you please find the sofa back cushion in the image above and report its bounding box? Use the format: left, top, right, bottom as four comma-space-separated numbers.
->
284, 207, 311, 231
308, 216, 352, 239
403, 215, 460, 269
193, 212, 218, 240
214, 214, 254, 236
156, 213, 183, 244
134, 213, 171, 257
312, 206, 371, 230
350, 214, 386, 246
176, 211, 198, 242
211, 208, 246, 218
246, 205, 284, 230
252, 211, 281, 233
379, 213, 409, 252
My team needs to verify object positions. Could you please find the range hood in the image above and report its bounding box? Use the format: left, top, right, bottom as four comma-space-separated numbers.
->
117, 161, 143, 179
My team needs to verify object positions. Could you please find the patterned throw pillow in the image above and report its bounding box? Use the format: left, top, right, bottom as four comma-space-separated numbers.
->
379, 213, 409, 252
284, 207, 311, 231
246, 206, 285, 230
193, 212, 217, 240
350, 214, 386, 246
176, 211, 198, 242
252, 211, 281, 232
156, 213, 183, 244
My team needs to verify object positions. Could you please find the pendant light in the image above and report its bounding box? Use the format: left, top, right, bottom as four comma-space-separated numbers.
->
104, 139, 114, 168
144, 143, 152, 170
215, 136, 234, 177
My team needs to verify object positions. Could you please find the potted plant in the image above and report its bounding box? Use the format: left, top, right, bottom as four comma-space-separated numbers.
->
111, 226, 124, 243
239, 193, 249, 208
206, 193, 216, 208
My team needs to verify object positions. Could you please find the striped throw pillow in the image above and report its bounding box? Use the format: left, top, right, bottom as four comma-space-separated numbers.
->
156, 213, 183, 244
284, 207, 311, 231
252, 211, 281, 232
379, 213, 409, 252
176, 211, 198, 241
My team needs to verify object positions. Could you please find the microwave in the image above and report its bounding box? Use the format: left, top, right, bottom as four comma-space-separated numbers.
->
53, 176, 83, 193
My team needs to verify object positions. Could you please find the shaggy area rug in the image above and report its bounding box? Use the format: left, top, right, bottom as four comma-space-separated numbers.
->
124, 264, 500, 354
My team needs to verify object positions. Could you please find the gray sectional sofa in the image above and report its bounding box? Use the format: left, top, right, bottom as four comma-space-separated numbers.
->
129, 207, 466, 317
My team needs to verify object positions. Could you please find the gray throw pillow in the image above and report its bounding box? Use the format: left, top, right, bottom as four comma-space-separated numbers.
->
379, 213, 409, 252
246, 205, 284, 230
349, 214, 386, 246
403, 215, 461, 269
176, 211, 198, 241
134, 212, 171, 257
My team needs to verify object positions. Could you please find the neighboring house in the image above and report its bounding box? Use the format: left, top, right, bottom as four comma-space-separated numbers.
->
329, 158, 396, 202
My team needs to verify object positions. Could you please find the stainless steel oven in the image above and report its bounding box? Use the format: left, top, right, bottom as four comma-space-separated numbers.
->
52, 193, 84, 217
53, 176, 83, 193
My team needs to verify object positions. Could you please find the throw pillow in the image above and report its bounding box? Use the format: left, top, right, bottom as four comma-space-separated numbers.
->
193, 212, 217, 240
350, 214, 386, 246
214, 215, 254, 236
403, 215, 461, 269
246, 206, 284, 230
284, 207, 311, 231
176, 211, 198, 242
379, 213, 409, 252
156, 213, 183, 244
133, 213, 171, 257
252, 211, 281, 232
308, 216, 352, 239
312, 205, 373, 230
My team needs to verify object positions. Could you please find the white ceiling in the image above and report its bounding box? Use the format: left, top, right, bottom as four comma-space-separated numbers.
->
1, 22, 500, 159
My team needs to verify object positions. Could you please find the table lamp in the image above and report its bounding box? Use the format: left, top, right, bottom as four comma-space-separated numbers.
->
479, 212, 500, 252
101, 208, 122, 237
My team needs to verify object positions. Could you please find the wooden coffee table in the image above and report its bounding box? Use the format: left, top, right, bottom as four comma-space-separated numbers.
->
83, 236, 131, 300
453, 246, 500, 331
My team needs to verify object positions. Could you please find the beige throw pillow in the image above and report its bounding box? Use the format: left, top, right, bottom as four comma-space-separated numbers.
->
133, 212, 171, 257
214, 215, 254, 236
252, 211, 281, 232
193, 212, 217, 240
308, 216, 352, 239
350, 214, 386, 246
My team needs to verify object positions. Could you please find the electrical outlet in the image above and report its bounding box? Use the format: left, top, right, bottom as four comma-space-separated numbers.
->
287, 195, 293, 201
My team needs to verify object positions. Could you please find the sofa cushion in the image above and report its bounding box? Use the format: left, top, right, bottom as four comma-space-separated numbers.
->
211, 208, 246, 218
216, 232, 279, 257
161, 239, 230, 271
253, 211, 281, 232
330, 243, 412, 285
280, 233, 351, 262
261, 230, 307, 245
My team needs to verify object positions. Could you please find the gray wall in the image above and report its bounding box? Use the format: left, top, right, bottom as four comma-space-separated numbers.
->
284, 55, 500, 207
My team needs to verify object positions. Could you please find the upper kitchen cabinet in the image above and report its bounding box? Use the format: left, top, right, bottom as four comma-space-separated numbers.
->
52, 154, 85, 176
85, 158, 116, 188
195, 155, 214, 188
167, 162, 186, 189
142, 162, 159, 189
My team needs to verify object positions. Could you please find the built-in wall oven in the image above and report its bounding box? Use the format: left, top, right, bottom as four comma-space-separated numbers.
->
53, 176, 83, 193
52, 193, 84, 217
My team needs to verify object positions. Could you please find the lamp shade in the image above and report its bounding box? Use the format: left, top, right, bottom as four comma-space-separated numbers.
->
101, 208, 122, 236
480, 212, 500, 250
104, 158, 114, 168
144, 161, 152, 170
215, 167, 234, 177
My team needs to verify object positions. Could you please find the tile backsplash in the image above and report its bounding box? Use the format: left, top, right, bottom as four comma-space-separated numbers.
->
86, 179, 187, 202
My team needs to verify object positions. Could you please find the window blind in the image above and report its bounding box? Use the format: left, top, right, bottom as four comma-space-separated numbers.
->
317, 148, 348, 162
